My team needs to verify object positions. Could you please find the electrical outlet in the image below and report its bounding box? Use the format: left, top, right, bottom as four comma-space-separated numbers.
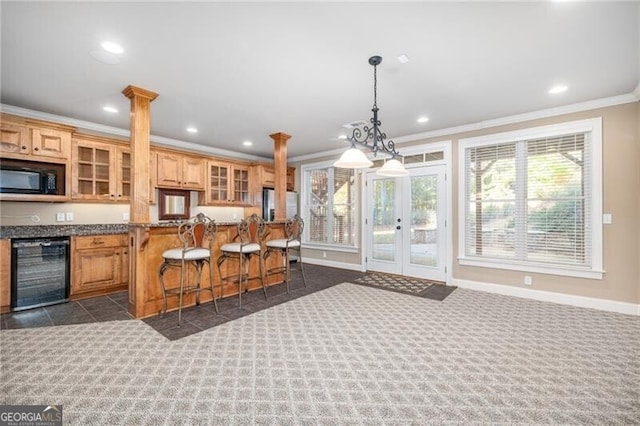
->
56, 212, 65, 222
123, 212, 130, 221
524, 276, 532, 286
66, 212, 74, 221
603, 213, 612, 224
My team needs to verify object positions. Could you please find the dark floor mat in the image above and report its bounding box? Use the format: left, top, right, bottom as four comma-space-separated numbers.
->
352, 272, 456, 301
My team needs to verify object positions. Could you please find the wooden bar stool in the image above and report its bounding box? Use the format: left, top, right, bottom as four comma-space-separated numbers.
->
158, 213, 217, 326
264, 214, 307, 293
217, 213, 267, 308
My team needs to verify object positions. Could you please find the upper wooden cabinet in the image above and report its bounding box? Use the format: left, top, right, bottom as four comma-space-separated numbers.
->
71, 135, 131, 202
200, 160, 251, 205
155, 150, 205, 190
0, 114, 72, 162
258, 164, 295, 191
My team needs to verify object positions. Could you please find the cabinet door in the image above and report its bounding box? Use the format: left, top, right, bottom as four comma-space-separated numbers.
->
232, 165, 250, 204
116, 148, 131, 201
30, 127, 70, 159
0, 123, 29, 156
156, 152, 182, 188
207, 161, 230, 203
73, 141, 115, 201
0, 239, 10, 313
72, 235, 127, 296
73, 247, 121, 294
182, 156, 205, 190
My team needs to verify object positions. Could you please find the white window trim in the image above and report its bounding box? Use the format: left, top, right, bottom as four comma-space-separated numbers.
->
300, 159, 360, 250
457, 118, 603, 280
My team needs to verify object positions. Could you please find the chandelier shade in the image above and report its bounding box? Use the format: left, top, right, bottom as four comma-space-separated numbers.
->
333, 146, 374, 168
334, 55, 408, 177
377, 158, 409, 177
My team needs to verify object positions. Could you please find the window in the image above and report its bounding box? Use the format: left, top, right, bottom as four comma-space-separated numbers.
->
459, 118, 602, 279
302, 163, 357, 248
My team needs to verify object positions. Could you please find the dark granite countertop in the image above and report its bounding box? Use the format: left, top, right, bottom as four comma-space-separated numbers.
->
0, 224, 130, 239
1, 220, 287, 239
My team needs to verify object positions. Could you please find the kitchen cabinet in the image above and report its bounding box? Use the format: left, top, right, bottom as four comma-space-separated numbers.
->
71, 135, 131, 202
71, 234, 129, 298
259, 164, 295, 191
200, 160, 251, 205
0, 239, 10, 314
155, 151, 205, 190
0, 114, 72, 162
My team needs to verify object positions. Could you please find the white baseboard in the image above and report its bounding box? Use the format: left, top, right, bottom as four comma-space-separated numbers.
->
452, 278, 639, 316
302, 258, 366, 272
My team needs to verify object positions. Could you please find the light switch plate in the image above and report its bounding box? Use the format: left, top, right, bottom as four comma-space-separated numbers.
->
603, 213, 612, 224
56, 212, 65, 222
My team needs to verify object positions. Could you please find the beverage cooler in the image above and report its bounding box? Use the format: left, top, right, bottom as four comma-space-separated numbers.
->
11, 237, 70, 311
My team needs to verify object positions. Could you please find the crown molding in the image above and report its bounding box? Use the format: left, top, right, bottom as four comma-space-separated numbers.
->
290, 92, 639, 164
392, 92, 639, 145
0, 104, 270, 162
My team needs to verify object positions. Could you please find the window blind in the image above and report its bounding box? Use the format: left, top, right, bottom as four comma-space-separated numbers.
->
306, 167, 355, 246
465, 131, 591, 267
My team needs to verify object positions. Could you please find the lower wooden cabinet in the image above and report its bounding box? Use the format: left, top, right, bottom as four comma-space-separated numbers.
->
0, 239, 10, 313
71, 234, 129, 298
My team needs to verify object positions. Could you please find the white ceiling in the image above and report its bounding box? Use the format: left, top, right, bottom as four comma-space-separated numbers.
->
1, 1, 639, 161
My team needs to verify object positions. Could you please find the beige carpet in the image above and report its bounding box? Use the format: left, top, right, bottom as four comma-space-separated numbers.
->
1, 283, 639, 424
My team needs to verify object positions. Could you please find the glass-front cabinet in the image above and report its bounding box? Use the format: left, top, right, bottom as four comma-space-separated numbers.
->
201, 160, 250, 205
71, 135, 130, 202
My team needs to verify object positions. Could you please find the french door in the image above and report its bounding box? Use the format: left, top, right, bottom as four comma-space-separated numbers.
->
366, 165, 447, 281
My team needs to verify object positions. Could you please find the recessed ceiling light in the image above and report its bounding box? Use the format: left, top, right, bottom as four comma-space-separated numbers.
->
242, 141, 253, 147
417, 116, 429, 124
186, 127, 198, 134
103, 106, 118, 113
548, 84, 568, 94
338, 134, 348, 140
397, 54, 409, 64
101, 41, 124, 55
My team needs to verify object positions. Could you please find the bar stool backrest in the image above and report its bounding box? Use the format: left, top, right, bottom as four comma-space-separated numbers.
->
285, 214, 304, 242
238, 213, 266, 245
178, 213, 217, 250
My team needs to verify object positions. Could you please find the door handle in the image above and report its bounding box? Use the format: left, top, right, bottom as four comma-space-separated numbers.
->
396, 226, 401, 230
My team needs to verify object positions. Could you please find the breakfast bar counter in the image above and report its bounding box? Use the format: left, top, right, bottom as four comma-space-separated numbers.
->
127, 221, 288, 318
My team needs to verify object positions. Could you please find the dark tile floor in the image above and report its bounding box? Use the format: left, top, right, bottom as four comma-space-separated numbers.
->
0, 264, 365, 340
0, 290, 132, 330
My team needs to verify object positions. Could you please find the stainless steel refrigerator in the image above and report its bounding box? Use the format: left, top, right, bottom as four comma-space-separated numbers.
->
262, 189, 298, 221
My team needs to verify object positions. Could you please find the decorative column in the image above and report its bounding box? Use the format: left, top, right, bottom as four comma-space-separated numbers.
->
269, 132, 291, 221
122, 85, 158, 317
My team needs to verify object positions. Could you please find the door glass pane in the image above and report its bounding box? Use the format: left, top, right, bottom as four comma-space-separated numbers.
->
410, 175, 438, 267
372, 178, 396, 261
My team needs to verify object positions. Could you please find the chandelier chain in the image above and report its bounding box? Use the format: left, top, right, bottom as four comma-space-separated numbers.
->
373, 64, 378, 109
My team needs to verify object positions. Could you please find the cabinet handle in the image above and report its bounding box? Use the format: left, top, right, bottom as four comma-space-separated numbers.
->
34, 147, 39, 151
123, 251, 128, 255
21, 145, 27, 150
91, 239, 105, 246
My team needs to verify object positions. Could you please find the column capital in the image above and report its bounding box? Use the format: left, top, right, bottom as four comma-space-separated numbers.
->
122, 85, 159, 101
269, 132, 292, 144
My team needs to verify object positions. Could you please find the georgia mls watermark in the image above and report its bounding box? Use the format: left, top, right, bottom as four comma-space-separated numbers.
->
0, 405, 62, 426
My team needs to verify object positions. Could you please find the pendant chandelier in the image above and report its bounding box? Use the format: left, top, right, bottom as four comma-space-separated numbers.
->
334, 55, 409, 177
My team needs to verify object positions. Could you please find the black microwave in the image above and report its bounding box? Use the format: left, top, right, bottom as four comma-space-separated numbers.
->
0, 160, 63, 195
